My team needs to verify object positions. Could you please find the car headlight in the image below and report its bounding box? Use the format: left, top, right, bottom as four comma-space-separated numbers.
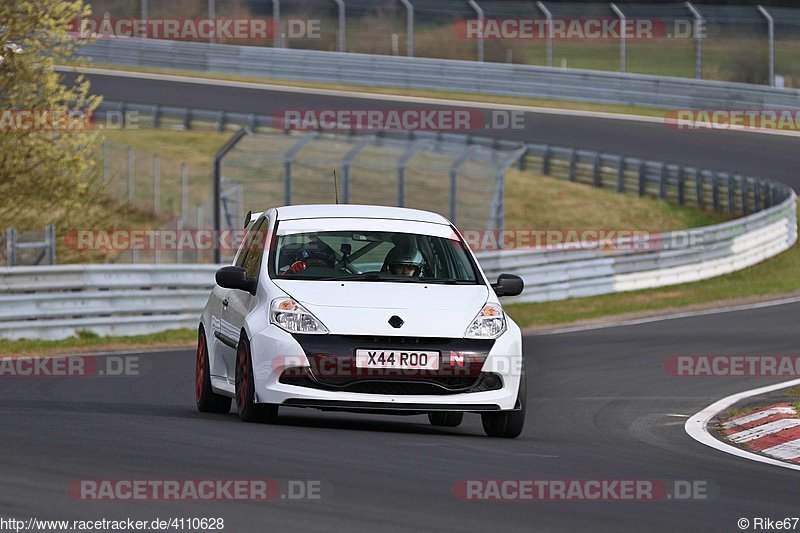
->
270, 297, 329, 335
465, 303, 506, 339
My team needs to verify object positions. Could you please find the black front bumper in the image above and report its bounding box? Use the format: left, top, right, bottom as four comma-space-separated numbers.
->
280, 334, 501, 395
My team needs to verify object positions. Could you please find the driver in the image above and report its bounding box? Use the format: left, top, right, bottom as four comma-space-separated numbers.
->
383, 246, 425, 277
285, 239, 336, 274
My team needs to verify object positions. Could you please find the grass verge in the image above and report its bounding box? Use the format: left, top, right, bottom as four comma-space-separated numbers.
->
0, 328, 195, 357
719, 405, 763, 422
504, 169, 727, 231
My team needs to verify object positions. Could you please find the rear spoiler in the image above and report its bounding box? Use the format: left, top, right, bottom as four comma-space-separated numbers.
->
244, 210, 264, 228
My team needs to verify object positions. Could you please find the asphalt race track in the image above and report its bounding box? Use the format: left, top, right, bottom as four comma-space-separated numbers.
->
1, 302, 798, 532
62, 70, 800, 190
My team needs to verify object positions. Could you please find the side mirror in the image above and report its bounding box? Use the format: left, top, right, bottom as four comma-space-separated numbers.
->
216, 266, 256, 295
491, 273, 524, 297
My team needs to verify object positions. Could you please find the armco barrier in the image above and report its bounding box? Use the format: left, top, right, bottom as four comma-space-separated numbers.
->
0, 265, 218, 340
0, 189, 795, 339
77, 38, 800, 110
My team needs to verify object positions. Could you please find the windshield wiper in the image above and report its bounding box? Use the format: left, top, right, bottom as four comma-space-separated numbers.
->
319, 273, 434, 283
306, 274, 475, 284
317, 272, 387, 281
421, 278, 475, 285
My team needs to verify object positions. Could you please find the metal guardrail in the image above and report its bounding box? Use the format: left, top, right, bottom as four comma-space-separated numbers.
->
0, 264, 217, 292
0, 265, 218, 340
95, 100, 274, 133
78, 38, 800, 110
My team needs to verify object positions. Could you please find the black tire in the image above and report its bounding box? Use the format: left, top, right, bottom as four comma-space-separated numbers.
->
235, 335, 279, 423
196, 327, 232, 414
428, 411, 464, 427
481, 363, 527, 438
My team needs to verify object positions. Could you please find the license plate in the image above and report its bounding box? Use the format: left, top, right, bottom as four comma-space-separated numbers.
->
355, 349, 440, 370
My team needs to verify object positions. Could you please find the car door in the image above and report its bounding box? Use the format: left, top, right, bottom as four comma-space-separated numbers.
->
220, 215, 269, 380
210, 230, 251, 385
207, 282, 230, 384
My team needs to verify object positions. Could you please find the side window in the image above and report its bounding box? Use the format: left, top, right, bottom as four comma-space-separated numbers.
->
234, 242, 248, 269
234, 221, 260, 269
242, 217, 268, 279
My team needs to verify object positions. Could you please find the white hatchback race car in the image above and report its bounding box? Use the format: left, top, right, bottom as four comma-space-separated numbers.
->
195, 204, 526, 438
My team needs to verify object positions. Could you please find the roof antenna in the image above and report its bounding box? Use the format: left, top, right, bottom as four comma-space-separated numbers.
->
333, 170, 340, 204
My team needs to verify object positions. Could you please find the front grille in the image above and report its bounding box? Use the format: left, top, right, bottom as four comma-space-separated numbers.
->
279, 368, 503, 395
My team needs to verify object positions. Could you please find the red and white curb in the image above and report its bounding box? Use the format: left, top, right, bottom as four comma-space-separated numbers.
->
685, 378, 800, 472
720, 403, 800, 463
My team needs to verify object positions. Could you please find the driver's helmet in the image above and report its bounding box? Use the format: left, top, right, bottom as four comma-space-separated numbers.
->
384, 246, 425, 277
297, 239, 336, 268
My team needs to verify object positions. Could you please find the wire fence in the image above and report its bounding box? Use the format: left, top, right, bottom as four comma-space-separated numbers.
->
99, 140, 198, 215
93, 137, 218, 263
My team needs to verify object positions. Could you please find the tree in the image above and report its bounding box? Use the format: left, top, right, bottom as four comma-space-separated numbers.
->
0, 0, 101, 231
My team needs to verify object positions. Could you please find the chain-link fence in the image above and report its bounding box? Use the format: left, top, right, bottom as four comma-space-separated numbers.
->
97, 140, 210, 219
95, 135, 217, 264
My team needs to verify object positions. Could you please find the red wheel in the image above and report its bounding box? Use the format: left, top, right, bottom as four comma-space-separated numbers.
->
235, 336, 278, 423
236, 341, 249, 414
195, 327, 231, 414
195, 335, 205, 403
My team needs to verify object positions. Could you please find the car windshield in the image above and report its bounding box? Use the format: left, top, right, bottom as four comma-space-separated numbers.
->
270, 229, 479, 284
